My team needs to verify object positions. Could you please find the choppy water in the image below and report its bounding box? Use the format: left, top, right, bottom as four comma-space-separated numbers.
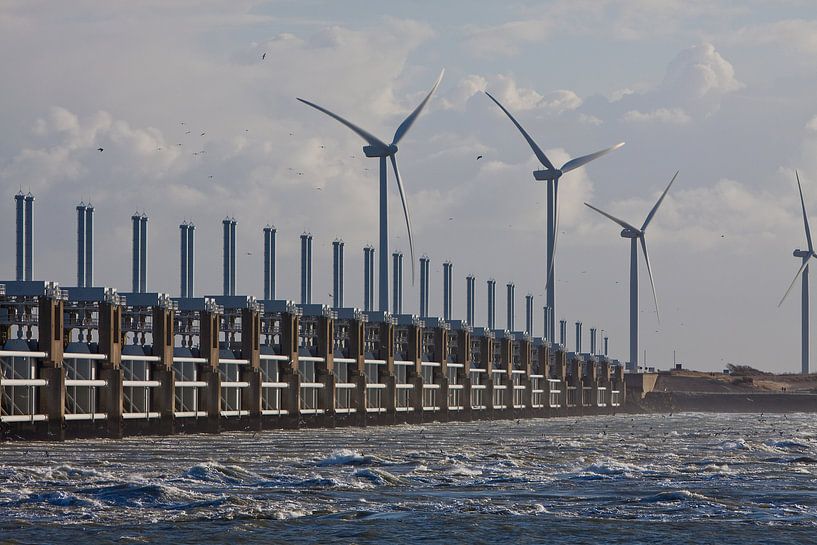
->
1, 413, 817, 544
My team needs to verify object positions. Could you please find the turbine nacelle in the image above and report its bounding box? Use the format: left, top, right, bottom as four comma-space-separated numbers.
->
363, 143, 398, 158
533, 169, 562, 181
621, 228, 641, 239
793, 249, 812, 258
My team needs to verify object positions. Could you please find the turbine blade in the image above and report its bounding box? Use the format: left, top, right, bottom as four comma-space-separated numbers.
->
297, 98, 387, 148
639, 235, 660, 322
392, 69, 445, 146
390, 155, 416, 286
484, 91, 555, 170
642, 170, 679, 231
796, 171, 814, 253
560, 142, 625, 174
545, 180, 560, 290
779, 256, 812, 307
584, 202, 639, 232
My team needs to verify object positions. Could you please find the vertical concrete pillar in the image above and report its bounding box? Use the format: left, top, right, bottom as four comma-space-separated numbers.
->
151, 305, 175, 433
343, 314, 365, 420
377, 320, 395, 422
99, 299, 122, 437
316, 314, 335, 417
453, 327, 471, 420
407, 323, 423, 416
200, 307, 221, 432
537, 342, 550, 414
41, 366, 65, 440
279, 310, 301, 420
481, 334, 495, 412
432, 326, 449, 417
240, 306, 262, 419
520, 337, 533, 412
37, 291, 64, 439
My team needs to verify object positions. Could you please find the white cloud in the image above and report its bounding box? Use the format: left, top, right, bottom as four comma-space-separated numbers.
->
662, 43, 743, 101
578, 113, 603, 126
622, 107, 691, 125
806, 115, 817, 132
462, 20, 551, 58
728, 19, 817, 57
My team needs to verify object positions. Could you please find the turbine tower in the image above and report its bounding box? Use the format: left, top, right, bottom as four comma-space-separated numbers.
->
298, 70, 444, 312
779, 172, 814, 374
584, 171, 679, 372
484, 91, 623, 341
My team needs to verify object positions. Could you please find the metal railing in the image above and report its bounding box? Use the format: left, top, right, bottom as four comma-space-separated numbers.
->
547, 379, 562, 408
530, 375, 544, 408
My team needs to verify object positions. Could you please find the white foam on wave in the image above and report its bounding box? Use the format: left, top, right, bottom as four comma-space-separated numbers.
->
716, 438, 748, 451
317, 449, 374, 466
446, 464, 482, 477
182, 461, 262, 484
573, 459, 650, 480
352, 467, 403, 486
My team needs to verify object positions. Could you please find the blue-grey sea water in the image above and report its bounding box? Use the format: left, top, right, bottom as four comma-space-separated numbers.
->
1, 413, 816, 544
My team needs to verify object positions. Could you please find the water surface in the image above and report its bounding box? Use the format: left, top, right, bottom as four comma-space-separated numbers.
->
2, 413, 816, 544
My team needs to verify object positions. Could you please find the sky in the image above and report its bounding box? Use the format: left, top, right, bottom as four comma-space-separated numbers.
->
2, 0, 817, 373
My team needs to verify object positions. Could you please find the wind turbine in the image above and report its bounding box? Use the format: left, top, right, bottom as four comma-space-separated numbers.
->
584, 171, 679, 372
779, 171, 814, 375
484, 91, 624, 342
298, 70, 444, 312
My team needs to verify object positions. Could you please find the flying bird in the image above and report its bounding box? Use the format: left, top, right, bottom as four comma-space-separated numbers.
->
476, 155, 483, 160
97, 147, 104, 152
185, 130, 191, 134
200, 132, 206, 136
261, 52, 266, 60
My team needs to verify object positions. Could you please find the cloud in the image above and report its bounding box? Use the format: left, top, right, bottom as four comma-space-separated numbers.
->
806, 115, 817, 132
622, 107, 691, 125
462, 20, 551, 58
728, 19, 817, 57
601, 43, 742, 123
442, 73, 581, 115
661, 43, 742, 101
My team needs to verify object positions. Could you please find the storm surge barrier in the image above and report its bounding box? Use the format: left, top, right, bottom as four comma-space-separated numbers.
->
0, 281, 625, 440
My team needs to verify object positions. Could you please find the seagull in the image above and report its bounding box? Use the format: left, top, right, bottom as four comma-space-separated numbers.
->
476, 155, 483, 160
246, 252, 252, 256
262, 52, 266, 60
208, 175, 214, 179
97, 147, 104, 152
315, 187, 322, 191
200, 132, 206, 136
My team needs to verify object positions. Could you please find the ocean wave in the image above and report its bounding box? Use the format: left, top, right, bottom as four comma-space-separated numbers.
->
638, 489, 717, 504
316, 449, 378, 467
352, 468, 403, 486
572, 460, 649, 480
85, 482, 224, 509
715, 439, 748, 451
23, 490, 102, 508
182, 461, 262, 484
765, 440, 811, 451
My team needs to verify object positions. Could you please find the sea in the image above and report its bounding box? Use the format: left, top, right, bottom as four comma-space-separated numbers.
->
1, 412, 816, 544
